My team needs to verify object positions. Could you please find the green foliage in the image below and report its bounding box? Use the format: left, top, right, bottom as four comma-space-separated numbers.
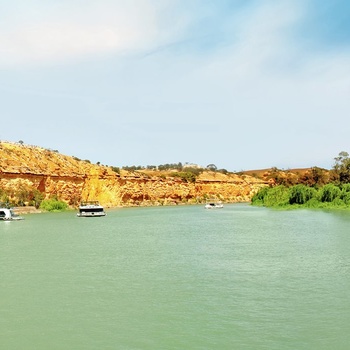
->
340, 183, 350, 204
252, 182, 350, 210
263, 185, 290, 207
289, 184, 316, 205
158, 162, 183, 171
110, 166, 120, 174
122, 165, 144, 171
172, 171, 197, 183
183, 167, 203, 176
267, 167, 297, 186
319, 184, 341, 202
251, 187, 270, 205
333, 151, 350, 184
39, 198, 68, 212
252, 185, 289, 207
298, 167, 329, 187
304, 197, 321, 208
252, 151, 350, 210
206, 164, 217, 171
170, 167, 203, 183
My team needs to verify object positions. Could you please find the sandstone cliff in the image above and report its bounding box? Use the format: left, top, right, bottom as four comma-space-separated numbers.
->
0, 141, 267, 207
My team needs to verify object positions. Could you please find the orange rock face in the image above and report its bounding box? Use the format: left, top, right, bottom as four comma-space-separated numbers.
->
0, 141, 267, 207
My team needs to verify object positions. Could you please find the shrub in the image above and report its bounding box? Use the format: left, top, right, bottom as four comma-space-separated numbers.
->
263, 185, 290, 207
304, 197, 321, 208
172, 171, 197, 183
39, 199, 68, 212
289, 184, 316, 205
111, 166, 120, 174
341, 191, 350, 205
251, 187, 269, 205
332, 198, 346, 208
341, 183, 350, 193
320, 184, 341, 202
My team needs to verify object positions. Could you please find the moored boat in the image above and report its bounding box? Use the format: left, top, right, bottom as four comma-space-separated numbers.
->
204, 200, 224, 209
0, 205, 24, 221
77, 201, 106, 217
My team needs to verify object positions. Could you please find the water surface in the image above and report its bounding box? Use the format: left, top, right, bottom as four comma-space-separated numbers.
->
1, 204, 350, 349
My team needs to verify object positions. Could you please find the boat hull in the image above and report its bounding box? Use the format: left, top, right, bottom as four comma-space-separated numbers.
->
77, 212, 106, 217
204, 202, 224, 209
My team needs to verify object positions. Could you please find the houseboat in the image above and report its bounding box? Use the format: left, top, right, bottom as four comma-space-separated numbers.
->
77, 201, 106, 217
0, 205, 24, 221
204, 200, 224, 209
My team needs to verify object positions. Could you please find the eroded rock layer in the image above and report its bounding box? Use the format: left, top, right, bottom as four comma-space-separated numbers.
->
0, 142, 267, 207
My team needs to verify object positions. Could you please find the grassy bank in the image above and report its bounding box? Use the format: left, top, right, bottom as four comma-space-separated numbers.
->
252, 184, 350, 210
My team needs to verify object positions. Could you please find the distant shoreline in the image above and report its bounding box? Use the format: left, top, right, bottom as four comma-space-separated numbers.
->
12, 201, 252, 215
13, 206, 42, 214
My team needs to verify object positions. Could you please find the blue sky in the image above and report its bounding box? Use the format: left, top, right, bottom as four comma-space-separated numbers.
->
1, 0, 349, 171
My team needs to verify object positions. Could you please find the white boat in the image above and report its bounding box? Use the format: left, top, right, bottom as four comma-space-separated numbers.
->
0, 205, 24, 221
77, 201, 106, 217
204, 200, 224, 209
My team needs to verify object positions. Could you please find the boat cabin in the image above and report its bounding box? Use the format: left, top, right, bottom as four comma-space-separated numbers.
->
0, 207, 24, 220
77, 201, 106, 217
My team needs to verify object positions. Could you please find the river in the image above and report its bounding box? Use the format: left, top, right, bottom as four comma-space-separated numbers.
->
1, 204, 349, 349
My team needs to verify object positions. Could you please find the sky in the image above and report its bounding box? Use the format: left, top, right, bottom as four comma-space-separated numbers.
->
0, 0, 349, 171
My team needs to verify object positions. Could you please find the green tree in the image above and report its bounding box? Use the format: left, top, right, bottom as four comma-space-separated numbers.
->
206, 164, 217, 171
333, 151, 350, 184
255, 185, 290, 207
251, 187, 270, 205
173, 171, 197, 183
320, 184, 341, 202
289, 185, 315, 205
299, 167, 328, 187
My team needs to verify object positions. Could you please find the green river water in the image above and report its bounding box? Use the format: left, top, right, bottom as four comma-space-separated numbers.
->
1, 204, 350, 349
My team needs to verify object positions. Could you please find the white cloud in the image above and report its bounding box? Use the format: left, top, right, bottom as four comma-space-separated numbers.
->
0, 1, 178, 67
1, 0, 349, 169
137, 0, 350, 168
0, 0, 306, 69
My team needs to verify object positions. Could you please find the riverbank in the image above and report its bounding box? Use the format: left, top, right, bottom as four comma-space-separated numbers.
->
12, 206, 42, 214
252, 184, 350, 210
12, 200, 252, 215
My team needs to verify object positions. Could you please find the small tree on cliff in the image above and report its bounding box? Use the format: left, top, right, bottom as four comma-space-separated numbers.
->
206, 164, 217, 171
333, 151, 350, 184
298, 167, 328, 187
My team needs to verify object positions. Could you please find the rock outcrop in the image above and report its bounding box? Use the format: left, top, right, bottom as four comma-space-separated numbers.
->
0, 141, 267, 207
